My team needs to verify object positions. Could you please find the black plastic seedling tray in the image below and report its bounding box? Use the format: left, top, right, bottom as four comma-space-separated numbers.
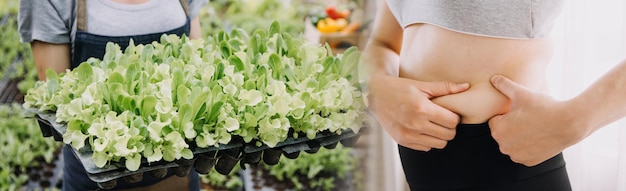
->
0, 58, 26, 104
32, 110, 363, 188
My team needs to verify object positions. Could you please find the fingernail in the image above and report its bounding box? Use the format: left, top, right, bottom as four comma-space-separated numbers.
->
460, 83, 470, 88
491, 75, 501, 83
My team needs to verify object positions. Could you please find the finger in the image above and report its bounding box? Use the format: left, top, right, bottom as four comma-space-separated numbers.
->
488, 115, 503, 129
406, 120, 456, 140
523, 160, 542, 167
405, 133, 450, 149
427, 103, 461, 129
393, 125, 450, 149
415, 81, 470, 99
488, 115, 504, 140
490, 75, 527, 100
423, 123, 456, 141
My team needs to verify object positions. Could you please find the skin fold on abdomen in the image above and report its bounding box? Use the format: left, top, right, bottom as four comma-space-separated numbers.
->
398, 24, 553, 124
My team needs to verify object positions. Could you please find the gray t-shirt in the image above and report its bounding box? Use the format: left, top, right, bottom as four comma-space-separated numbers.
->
18, 0, 208, 44
386, 0, 564, 39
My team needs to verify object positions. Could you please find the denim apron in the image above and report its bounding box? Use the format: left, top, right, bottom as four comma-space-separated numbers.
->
62, 0, 200, 190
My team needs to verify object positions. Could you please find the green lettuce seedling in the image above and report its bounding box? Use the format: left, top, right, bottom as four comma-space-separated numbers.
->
24, 21, 365, 171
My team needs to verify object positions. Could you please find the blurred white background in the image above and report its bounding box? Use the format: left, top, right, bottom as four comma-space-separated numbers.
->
550, 0, 626, 191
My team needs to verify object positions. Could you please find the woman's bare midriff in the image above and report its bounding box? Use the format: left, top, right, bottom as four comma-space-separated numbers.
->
399, 24, 553, 124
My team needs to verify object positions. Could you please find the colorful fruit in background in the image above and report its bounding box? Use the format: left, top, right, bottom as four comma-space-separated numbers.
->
314, 5, 359, 34
340, 21, 361, 35
325, 5, 350, 20
325, 5, 341, 20
336, 18, 348, 28
317, 18, 339, 33
339, 9, 351, 19
317, 18, 349, 33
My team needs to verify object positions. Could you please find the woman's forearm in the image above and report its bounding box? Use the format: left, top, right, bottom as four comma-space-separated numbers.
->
361, 0, 403, 80
487, 59, 626, 166
189, 16, 201, 39
30, 41, 70, 81
362, 40, 400, 78
569, 59, 626, 135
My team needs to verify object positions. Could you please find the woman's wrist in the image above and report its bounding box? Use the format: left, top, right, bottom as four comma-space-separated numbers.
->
561, 97, 597, 143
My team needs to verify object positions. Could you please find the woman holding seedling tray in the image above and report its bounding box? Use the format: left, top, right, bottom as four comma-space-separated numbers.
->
19, 0, 208, 190
20, 1, 366, 191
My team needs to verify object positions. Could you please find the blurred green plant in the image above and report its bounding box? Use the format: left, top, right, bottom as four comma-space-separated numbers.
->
0, 3, 39, 94
0, 103, 62, 191
199, 166, 243, 190
263, 145, 358, 191
0, 0, 19, 16
200, 0, 309, 37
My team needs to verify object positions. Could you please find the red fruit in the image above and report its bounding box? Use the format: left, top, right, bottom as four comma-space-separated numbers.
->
325, 5, 342, 20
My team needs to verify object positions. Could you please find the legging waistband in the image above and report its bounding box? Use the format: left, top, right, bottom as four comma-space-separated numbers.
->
454, 122, 492, 138
399, 122, 570, 190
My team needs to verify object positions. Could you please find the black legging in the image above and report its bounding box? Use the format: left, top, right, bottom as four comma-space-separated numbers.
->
398, 123, 572, 191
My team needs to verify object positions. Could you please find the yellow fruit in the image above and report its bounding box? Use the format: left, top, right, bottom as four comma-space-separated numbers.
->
317, 18, 349, 33
336, 18, 348, 30
317, 18, 340, 33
